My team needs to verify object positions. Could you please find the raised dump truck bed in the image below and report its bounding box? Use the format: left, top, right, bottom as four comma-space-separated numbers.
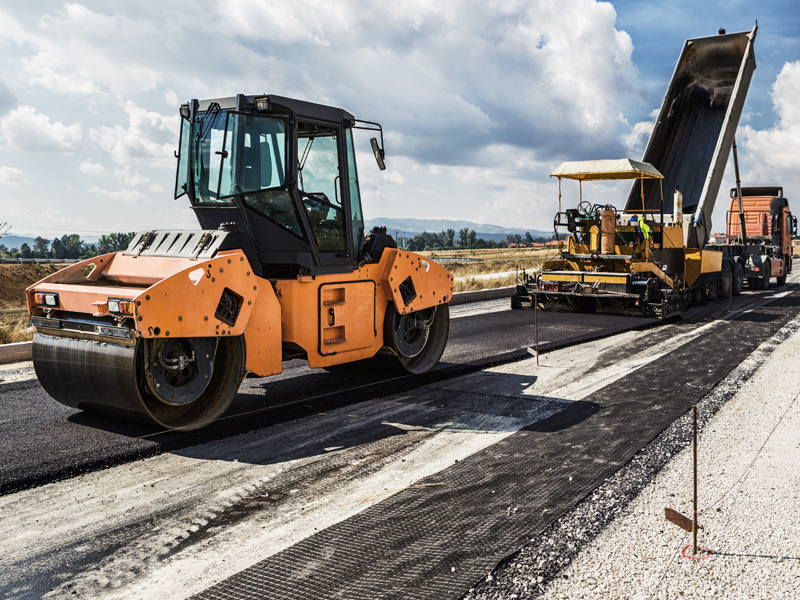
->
626, 27, 757, 249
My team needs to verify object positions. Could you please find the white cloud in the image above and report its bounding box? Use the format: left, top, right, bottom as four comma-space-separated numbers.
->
220, 0, 334, 44
0, 105, 82, 151
9, 0, 787, 237
0, 7, 30, 45
89, 101, 177, 165
113, 165, 164, 193
88, 186, 152, 204
79, 159, 105, 175
12, 3, 163, 98
217, 0, 641, 165
739, 61, 800, 182
0, 197, 97, 233
0, 165, 28, 186
623, 109, 659, 158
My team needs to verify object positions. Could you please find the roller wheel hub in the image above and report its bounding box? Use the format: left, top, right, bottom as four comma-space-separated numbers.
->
391, 311, 434, 358
145, 338, 217, 406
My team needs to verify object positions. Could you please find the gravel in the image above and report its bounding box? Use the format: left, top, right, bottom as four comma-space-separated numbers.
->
464, 315, 800, 600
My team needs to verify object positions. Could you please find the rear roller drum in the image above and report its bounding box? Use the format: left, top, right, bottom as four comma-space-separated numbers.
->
384, 304, 449, 374
33, 333, 245, 430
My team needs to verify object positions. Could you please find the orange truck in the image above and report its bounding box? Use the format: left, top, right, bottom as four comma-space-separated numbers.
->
722, 186, 797, 290
27, 94, 453, 430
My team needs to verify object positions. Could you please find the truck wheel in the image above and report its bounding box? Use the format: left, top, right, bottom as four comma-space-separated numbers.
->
719, 261, 733, 298
776, 255, 788, 286
732, 262, 744, 295
703, 280, 718, 301
384, 303, 450, 374
756, 259, 771, 291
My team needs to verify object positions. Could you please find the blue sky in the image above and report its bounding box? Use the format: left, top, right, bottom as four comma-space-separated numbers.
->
1, 1, 798, 239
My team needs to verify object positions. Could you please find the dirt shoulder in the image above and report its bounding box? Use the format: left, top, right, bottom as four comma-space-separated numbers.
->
0, 264, 64, 309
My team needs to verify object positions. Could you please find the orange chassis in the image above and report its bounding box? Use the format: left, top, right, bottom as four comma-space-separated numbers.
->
27, 248, 454, 377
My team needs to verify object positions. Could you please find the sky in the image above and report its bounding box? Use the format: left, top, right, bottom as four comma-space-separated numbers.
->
1, 0, 799, 240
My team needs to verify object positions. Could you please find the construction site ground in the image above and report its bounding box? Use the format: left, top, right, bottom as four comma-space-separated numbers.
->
1, 274, 799, 599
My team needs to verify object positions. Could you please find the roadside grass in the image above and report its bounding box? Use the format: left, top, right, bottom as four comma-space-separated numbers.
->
0, 313, 33, 344
424, 247, 558, 261
444, 259, 544, 279
453, 273, 518, 293
426, 248, 557, 279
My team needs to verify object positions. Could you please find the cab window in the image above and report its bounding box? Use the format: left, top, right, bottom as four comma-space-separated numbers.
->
297, 124, 346, 253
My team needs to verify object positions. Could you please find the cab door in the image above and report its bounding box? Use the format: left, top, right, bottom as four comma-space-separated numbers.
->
295, 121, 355, 272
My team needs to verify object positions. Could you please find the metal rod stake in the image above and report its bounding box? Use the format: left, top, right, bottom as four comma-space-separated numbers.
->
693, 405, 698, 554
534, 295, 539, 367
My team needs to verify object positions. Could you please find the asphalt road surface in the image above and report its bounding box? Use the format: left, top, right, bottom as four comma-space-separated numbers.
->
0, 299, 653, 495
2, 281, 798, 600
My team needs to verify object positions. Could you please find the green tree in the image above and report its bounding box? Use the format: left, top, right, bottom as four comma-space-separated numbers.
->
19, 243, 33, 259
80, 243, 98, 259
524, 231, 533, 244
52, 234, 83, 259
445, 228, 455, 248
98, 232, 135, 254
467, 230, 477, 247
33, 236, 50, 258
458, 227, 469, 247
407, 234, 427, 251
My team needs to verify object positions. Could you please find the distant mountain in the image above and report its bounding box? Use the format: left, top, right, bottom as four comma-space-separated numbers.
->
0, 235, 36, 249
0, 234, 101, 249
365, 217, 552, 243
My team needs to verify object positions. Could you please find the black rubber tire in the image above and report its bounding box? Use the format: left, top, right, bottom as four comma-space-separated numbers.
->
689, 286, 704, 306
732, 261, 744, 296
703, 280, 718, 301
384, 303, 450, 374
719, 261, 733, 299
756, 259, 771, 291
776, 255, 788, 286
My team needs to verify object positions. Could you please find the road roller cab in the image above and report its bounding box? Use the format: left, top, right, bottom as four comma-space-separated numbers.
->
27, 94, 454, 430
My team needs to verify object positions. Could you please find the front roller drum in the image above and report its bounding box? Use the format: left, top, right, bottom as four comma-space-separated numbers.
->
33, 333, 245, 430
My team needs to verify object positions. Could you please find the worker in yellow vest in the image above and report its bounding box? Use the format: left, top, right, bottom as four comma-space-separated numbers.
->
630, 213, 650, 245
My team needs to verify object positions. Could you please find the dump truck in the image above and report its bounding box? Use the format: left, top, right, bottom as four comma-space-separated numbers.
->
720, 186, 796, 290
26, 94, 453, 430
511, 25, 795, 317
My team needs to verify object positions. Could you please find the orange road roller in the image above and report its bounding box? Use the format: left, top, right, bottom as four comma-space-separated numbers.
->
27, 94, 453, 430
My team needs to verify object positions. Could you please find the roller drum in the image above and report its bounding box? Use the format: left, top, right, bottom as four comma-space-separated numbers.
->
33, 332, 245, 430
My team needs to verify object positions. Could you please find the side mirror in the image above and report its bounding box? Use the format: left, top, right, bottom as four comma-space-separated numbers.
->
792, 215, 797, 237
370, 137, 386, 171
